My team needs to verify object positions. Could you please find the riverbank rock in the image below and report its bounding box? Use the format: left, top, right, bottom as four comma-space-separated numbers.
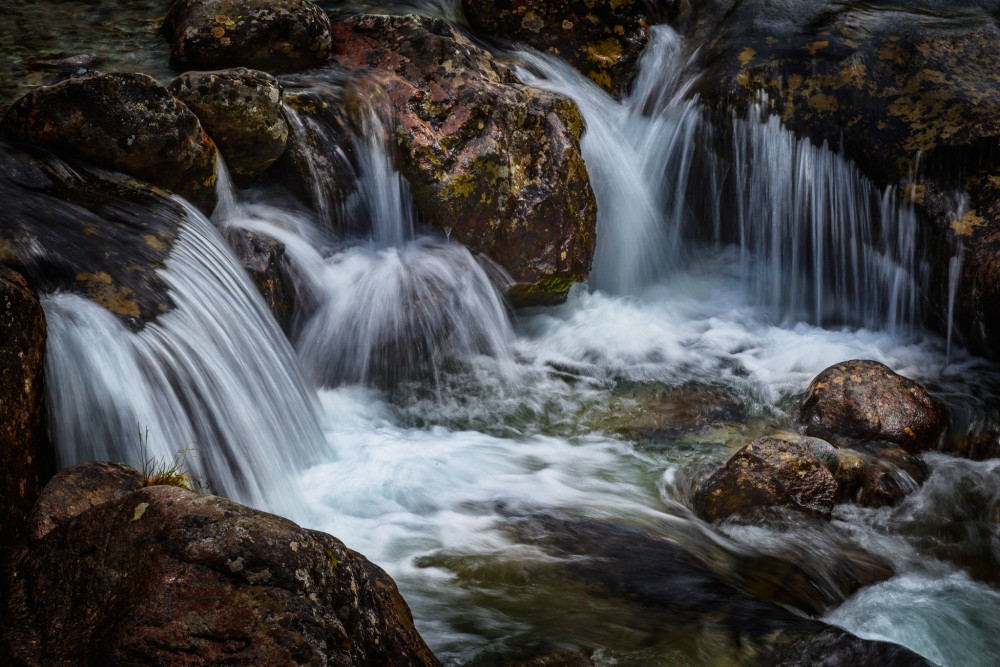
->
694, 435, 838, 522
4, 467, 440, 666
461, 0, 657, 97
799, 360, 946, 452
0, 267, 52, 560
162, 0, 332, 74
329, 14, 597, 306
168, 68, 288, 181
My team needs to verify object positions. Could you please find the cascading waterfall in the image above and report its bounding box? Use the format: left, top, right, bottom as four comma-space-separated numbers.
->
43, 196, 327, 514
517, 26, 710, 295
730, 101, 925, 333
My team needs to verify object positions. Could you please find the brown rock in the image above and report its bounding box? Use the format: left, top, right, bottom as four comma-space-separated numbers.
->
856, 443, 929, 508
168, 68, 289, 181
223, 228, 296, 333
0, 267, 52, 558
694, 434, 839, 522
4, 476, 440, 666
26, 461, 143, 542
1, 72, 218, 211
163, 0, 333, 74
799, 360, 946, 452
330, 14, 597, 306
461, 0, 658, 97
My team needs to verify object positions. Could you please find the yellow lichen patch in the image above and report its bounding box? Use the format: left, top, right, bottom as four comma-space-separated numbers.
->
74, 272, 142, 318
143, 234, 168, 251
583, 38, 624, 66
587, 69, 613, 91
951, 208, 986, 236
739, 47, 757, 67
807, 93, 839, 113
211, 27, 226, 39
901, 184, 925, 204
803, 40, 829, 56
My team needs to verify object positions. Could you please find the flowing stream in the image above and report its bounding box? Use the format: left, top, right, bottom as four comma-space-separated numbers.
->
7, 3, 1000, 666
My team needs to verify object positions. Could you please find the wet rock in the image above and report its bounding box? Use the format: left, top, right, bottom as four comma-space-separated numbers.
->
168, 68, 289, 181
799, 360, 946, 452
777, 431, 867, 499
856, 443, 929, 508
500, 647, 596, 667
461, 0, 661, 97
694, 434, 839, 522
5, 471, 440, 666
0, 140, 191, 329
27, 461, 143, 541
330, 14, 597, 306
223, 227, 296, 333
1, 72, 218, 211
0, 267, 52, 559
162, 0, 333, 74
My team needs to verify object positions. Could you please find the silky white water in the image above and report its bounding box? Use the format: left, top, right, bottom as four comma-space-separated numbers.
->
26, 10, 1000, 667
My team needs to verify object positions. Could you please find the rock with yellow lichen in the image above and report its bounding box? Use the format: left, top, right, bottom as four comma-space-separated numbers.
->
162, 0, 332, 74
693, 434, 839, 522
461, 0, 676, 97
1, 72, 218, 213
329, 14, 597, 306
0, 266, 52, 563
4, 462, 441, 666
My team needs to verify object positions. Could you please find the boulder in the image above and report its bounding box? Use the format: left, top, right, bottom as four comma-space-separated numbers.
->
162, 0, 333, 74
329, 14, 597, 306
168, 68, 289, 181
855, 443, 929, 508
799, 360, 946, 452
461, 0, 657, 96
1, 72, 218, 211
694, 434, 838, 522
0, 267, 52, 559
4, 467, 440, 666
223, 227, 296, 333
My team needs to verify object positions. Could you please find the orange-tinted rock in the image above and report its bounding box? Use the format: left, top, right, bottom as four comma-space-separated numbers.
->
799, 360, 946, 452
694, 435, 838, 522
329, 14, 597, 306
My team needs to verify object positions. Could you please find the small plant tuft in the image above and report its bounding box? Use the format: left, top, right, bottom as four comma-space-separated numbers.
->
137, 425, 201, 492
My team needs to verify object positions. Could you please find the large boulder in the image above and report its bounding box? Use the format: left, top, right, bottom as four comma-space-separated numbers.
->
694, 434, 839, 522
799, 360, 946, 452
461, 0, 658, 97
0, 267, 52, 559
329, 14, 597, 306
162, 0, 333, 74
4, 465, 440, 666
1, 72, 218, 211
168, 68, 289, 181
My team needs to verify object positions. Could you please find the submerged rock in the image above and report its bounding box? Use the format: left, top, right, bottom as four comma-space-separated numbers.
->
855, 443, 929, 508
799, 360, 946, 452
461, 0, 658, 97
162, 0, 332, 74
169, 68, 289, 181
1, 72, 218, 211
694, 434, 839, 522
5, 464, 440, 666
329, 14, 597, 306
0, 267, 52, 559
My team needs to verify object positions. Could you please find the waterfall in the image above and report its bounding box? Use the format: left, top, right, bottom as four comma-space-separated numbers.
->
44, 197, 327, 514
517, 26, 708, 295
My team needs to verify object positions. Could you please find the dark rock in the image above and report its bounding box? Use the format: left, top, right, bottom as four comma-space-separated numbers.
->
799, 360, 946, 452
1, 72, 218, 211
5, 473, 440, 666
0, 267, 52, 559
163, 0, 333, 74
26, 461, 143, 542
169, 68, 289, 181
856, 443, 929, 508
461, 0, 658, 97
329, 14, 597, 307
223, 227, 296, 332
504, 648, 595, 666
694, 434, 839, 522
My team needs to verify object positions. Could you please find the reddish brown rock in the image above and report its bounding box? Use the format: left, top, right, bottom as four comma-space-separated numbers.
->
1, 72, 218, 211
799, 360, 946, 452
330, 14, 597, 306
162, 0, 332, 74
461, 0, 658, 96
0, 267, 52, 559
5, 474, 440, 666
694, 435, 839, 522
